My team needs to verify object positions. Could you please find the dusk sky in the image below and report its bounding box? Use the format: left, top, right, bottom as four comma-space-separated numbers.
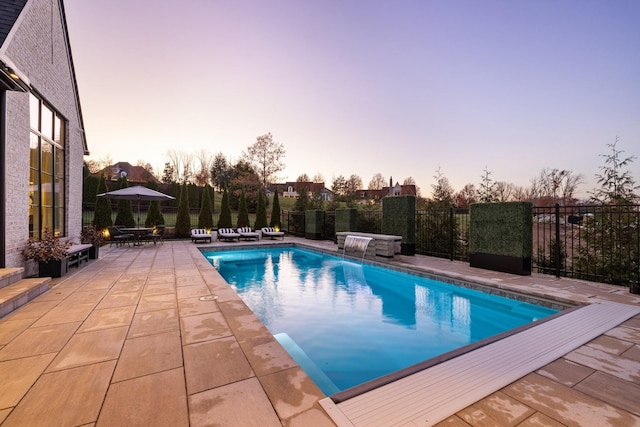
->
64, 0, 640, 198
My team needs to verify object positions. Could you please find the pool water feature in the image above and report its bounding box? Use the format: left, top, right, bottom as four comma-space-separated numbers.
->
204, 247, 559, 395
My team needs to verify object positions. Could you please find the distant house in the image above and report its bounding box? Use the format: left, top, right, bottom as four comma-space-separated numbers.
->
358, 177, 417, 202
1, 0, 88, 269
271, 182, 333, 201
97, 162, 160, 185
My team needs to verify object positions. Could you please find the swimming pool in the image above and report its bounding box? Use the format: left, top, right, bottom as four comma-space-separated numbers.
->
204, 246, 559, 395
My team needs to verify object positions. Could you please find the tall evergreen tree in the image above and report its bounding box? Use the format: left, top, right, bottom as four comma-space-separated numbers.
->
83, 174, 100, 205
188, 183, 200, 209
114, 176, 135, 227
174, 183, 192, 237
269, 190, 281, 229
217, 186, 233, 228
236, 188, 250, 228
145, 180, 165, 227
198, 184, 214, 229
254, 190, 268, 230
93, 175, 112, 230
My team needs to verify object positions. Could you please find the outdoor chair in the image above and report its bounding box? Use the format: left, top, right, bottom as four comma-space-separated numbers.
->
237, 227, 260, 240
145, 224, 165, 245
217, 228, 241, 242
261, 227, 285, 240
191, 228, 212, 243
108, 226, 133, 247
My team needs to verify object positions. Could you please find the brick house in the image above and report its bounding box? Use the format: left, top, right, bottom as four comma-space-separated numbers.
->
1, 0, 88, 271
97, 162, 161, 185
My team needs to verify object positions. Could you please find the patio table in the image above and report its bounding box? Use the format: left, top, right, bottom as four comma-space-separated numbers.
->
121, 227, 153, 246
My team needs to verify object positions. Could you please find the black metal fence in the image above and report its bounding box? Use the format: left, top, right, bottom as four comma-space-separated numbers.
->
282, 210, 306, 237
416, 207, 470, 261
533, 204, 640, 286
86, 202, 639, 286
83, 204, 202, 229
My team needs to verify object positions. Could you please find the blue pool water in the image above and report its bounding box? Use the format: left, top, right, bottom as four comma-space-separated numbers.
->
204, 247, 558, 395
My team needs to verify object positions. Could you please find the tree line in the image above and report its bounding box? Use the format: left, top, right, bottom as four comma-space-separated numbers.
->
86, 135, 638, 218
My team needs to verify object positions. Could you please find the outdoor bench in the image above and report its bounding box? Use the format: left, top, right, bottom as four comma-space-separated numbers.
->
67, 243, 93, 268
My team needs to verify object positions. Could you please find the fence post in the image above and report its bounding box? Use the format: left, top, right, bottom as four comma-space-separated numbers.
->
449, 206, 455, 261
554, 203, 561, 277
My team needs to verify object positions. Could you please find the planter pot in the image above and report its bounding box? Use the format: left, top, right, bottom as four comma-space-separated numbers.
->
89, 244, 99, 260
630, 283, 640, 295
38, 258, 68, 278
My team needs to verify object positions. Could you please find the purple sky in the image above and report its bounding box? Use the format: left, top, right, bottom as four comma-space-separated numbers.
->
65, 0, 640, 197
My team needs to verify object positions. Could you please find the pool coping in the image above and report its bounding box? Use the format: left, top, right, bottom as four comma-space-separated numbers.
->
199, 242, 581, 400
199, 241, 576, 311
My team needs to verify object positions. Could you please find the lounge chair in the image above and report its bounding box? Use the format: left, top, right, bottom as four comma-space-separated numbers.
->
191, 228, 212, 243
217, 228, 241, 242
261, 227, 284, 240
237, 227, 260, 240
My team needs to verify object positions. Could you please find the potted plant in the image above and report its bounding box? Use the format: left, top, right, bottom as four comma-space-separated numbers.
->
80, 225, 104, 259
23, 228, 72, 278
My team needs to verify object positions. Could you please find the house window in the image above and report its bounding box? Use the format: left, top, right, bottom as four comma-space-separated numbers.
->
29, 93, 66, 239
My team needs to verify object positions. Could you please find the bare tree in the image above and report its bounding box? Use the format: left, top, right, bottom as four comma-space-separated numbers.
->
194, 149, 213, 187
404, 176, 421, 196
512, 185, 531, 201
312, 173, 325, 184
368, 172, 386, 190
530, 168, 583, 204
403, 176, 416, 186
494, 181, 515, 202
85, 154, 113, 175
345, 174, 363, 205
166, 150, 194, 183
455, 183, 477, 208
242, 133, 286, 189
85, 159, 102, 174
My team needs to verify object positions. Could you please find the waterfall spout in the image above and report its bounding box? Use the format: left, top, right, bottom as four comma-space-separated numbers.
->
343, 235, 373, 260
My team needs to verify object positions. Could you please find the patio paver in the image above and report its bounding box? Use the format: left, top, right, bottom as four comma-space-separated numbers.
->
0, 238, 638, 426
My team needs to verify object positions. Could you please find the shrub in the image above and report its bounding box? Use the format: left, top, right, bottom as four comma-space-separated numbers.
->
93, 175, 112, 231
145, 180, 165, 227
254, 190, 268, 230
270, 191, 281, 228
174, 183, 192, 237
236, 188, 250, 228
114, 177, 135, 227
80, 225, 104, 246
217, 186, 233, 229
23, 228, 72, 262
198, 184, 214, 229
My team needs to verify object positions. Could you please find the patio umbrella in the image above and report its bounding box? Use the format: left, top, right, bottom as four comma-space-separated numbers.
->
97, 185, 175, 228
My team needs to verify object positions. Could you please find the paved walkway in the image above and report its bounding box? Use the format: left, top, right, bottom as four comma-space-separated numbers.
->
0, 238, 638, 426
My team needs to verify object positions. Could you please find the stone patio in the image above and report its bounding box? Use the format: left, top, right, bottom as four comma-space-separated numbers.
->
0, 238, 638, 426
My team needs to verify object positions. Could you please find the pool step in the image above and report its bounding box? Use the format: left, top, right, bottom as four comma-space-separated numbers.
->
0, 268, 51, 318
